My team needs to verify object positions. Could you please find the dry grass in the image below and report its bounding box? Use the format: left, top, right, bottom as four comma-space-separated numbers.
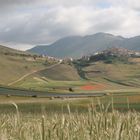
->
0, 104, 139, 140
0, 54, 46, 85
38, 64, 81, 81
83, 62, 140, 88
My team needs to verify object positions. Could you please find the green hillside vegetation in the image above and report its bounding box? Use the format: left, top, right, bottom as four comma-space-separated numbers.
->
89, 54, 129, 64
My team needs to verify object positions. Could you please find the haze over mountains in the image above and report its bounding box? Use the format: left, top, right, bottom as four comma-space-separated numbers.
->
28, 33, 140, 58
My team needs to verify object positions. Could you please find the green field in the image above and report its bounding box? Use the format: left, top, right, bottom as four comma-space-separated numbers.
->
0, 91, 140, 113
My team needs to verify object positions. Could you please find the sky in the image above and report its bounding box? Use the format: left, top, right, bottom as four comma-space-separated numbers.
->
0, 0, 140, 50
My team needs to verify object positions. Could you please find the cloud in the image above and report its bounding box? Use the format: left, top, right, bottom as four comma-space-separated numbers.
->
0, 0, 140, 50
108, 0, 140, 9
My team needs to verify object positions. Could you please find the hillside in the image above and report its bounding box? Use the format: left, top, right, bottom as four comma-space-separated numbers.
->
1, 45, 140, 92
13, 49, 140, 92
0, 45, 48, 85
74, 50, 140, 88
37, 63, 81, 81
28, 32, 140, 58
0, 45, 81, 87
0, 45, 28, 55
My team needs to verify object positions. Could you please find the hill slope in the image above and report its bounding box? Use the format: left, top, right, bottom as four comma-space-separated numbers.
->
0, 45, 28, 55
28, 33, 140, 58
0, 45, 47, 85
74, 51, 140, 88
0, 45, 81, 86
37, 63, 81, 81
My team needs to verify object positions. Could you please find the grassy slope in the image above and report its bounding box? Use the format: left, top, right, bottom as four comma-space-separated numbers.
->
0, 46, 81, 89
0, 45, 27, 54
13, 63, 82, 92
83, 61, 140, 88
0, 46, 48, 85
0, 54, 48, 85
37, 63, 81, 81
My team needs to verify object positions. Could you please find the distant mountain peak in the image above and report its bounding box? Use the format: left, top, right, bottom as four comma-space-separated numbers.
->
27, 32, 140, 58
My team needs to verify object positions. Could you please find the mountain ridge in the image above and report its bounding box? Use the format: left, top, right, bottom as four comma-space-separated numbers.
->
28, 32, 140, 58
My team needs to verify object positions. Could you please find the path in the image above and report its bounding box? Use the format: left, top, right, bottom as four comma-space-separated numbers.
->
8, 62, 61, 86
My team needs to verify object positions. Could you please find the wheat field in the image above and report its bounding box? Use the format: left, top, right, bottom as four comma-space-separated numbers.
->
0, 104, 140, 140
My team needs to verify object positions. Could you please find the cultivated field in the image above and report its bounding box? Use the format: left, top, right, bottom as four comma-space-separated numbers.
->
0, 102, 139, 140
8, 58, 140, 95
0, 50, 140, 139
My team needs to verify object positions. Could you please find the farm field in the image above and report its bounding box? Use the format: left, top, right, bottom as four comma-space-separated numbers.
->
0, 96, 139, 140
0, 91, 140, 113
0, 110, 140, 140
0, 50, 139, 113
1, 47, 140, 95
2, 1, 140, 139
0, 46, 140, 140
11, 61, 140, 94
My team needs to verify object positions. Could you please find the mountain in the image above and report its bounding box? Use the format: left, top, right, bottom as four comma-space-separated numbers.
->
120, 36, 140, 51
28, 33, 140, 58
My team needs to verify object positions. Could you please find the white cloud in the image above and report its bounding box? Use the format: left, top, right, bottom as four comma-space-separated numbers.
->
0, 0, 140, 50
108, 0, 140, 9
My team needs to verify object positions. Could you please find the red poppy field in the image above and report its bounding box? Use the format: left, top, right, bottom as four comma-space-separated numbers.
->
80, 84, 105, 90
